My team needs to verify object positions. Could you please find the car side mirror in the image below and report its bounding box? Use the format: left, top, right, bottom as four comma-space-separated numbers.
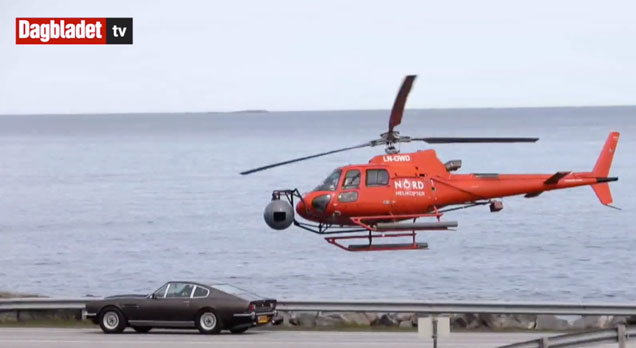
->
150, 293, 157, 299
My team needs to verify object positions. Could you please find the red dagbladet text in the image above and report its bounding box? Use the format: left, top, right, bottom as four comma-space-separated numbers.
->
16, 18, 106, 44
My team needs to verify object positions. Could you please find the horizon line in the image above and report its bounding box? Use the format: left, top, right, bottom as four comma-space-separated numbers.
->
1, 104, 635, 117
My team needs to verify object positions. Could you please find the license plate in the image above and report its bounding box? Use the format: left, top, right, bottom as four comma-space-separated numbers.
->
257, 315, 269, 324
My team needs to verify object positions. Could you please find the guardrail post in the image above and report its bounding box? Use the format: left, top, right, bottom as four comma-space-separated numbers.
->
432, 317, 438, 348
539, 337, 550, 348
617, 324, 626, 348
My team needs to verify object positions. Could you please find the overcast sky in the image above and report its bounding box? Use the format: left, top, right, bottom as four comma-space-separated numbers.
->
1, 0, 635, 114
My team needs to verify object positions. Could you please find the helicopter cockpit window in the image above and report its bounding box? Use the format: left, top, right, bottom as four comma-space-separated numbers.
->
313, 169, 342, 192
342, 170, 361, 189
366, 169, 390, 186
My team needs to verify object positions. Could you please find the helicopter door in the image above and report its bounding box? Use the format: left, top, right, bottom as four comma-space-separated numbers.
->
336, 169, 361, 214
363, 168, 393, 215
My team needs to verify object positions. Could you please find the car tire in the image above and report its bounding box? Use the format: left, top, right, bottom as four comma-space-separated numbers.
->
132, 326, 152, 333
99, 308, 126, 334
230, 326, 249, 334
196, 309, 222, 334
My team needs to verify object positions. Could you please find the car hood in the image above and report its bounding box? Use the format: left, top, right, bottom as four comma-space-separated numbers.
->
105, 294, 148, 299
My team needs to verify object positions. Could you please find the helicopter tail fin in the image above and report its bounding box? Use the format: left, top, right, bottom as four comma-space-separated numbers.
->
590, 131, 619, 206
593, 131, 619, 177
591, 182, 614, 206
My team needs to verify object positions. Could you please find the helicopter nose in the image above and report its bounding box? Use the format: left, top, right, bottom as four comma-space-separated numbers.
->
296, 200, 308, 218
296, 192, 333, 220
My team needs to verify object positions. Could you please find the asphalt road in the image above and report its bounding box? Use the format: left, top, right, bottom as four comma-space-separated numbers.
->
0, 328, 632, 348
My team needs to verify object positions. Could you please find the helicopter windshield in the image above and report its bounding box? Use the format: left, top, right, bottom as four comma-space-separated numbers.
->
313, 169, 342, 192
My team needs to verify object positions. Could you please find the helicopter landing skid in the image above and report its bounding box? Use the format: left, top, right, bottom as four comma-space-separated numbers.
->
325, 232, 428, 252
323, 213, 455, 252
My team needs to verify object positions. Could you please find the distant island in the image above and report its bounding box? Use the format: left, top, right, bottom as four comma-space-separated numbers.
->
229, 109, 269, 114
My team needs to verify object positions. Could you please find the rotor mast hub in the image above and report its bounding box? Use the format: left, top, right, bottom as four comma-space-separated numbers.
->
377, 131, 412, 154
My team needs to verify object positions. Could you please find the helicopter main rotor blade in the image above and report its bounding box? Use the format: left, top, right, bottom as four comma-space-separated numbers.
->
410, 137, 539, 144
240, 143, 372, 175
388, 75, 417, 133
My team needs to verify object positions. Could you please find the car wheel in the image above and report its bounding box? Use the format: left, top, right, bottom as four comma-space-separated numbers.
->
132, 326, 152, 333
230, 326, 249, 334
99, 308, 126, 334
196, 310, 222, 334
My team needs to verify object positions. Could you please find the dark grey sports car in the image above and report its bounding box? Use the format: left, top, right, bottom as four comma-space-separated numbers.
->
85, 281, 280, 334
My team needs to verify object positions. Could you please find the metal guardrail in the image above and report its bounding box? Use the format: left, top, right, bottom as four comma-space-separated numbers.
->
497, 324, 636, 348
276, 300, 636, 316
2, 298, 635, 347
3, 298, 636, 316
0, 298, 93, 310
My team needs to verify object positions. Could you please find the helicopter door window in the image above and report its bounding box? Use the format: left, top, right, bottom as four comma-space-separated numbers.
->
366, 169, 390, 186
342, 170, 361, 189
338, 191, 358, 202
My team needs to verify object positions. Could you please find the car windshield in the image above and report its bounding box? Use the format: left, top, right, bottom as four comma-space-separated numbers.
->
211, 284, 263, 301
313, 169, 342, 192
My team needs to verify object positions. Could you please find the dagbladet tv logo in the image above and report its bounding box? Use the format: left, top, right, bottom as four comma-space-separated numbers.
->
16, 18, 133, 45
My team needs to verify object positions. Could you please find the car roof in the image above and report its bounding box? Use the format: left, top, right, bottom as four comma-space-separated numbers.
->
159, 281, 263, 300
162, 281, 210, 289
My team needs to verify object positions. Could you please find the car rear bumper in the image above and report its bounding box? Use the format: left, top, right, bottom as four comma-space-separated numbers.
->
232, 310, 278, 327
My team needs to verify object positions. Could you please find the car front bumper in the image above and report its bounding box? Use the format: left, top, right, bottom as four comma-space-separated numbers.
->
84, 310, 98, 324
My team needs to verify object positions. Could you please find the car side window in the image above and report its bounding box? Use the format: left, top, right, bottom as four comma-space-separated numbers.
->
366, 169, 390, 186
342, 169, 361, 189
193, 286, 210, 298
166, 283, 194, 298
153, 284, 168, 299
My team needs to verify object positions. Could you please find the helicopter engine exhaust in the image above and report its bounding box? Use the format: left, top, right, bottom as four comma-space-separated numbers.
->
264, 199, 295, 230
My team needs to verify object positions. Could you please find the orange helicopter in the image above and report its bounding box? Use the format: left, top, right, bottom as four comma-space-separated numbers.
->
241, 75, 620, 252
